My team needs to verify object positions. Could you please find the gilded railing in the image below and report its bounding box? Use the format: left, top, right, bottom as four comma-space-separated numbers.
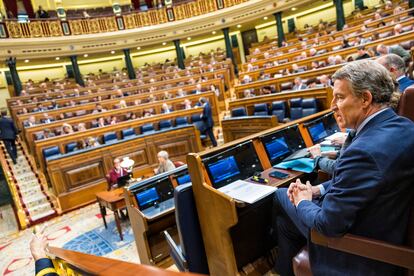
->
0, 0, 249, 38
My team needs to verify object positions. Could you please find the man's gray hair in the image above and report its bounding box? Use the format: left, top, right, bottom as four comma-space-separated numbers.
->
158, 150, 169, 159
332, 60, 395, 104
377, 53, 406, 73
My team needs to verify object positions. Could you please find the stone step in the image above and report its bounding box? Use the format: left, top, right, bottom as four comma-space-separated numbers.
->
30, 209, 56, 222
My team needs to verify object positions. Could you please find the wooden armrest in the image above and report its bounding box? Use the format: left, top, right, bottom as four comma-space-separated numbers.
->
311, 229, 414, 270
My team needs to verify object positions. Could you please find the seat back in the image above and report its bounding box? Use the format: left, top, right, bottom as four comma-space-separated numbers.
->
103, 132, 118, 144
65, 142, 78, 153
398, 87, 414, 122
141, 123, 154, 134
159, 120, 172, 130
122, 128, 135, 139
231, 107, 247, 117
191, 114, 202, 123
281, 82, 293, 91
289, 98, 303, 120
43, 146, 60, 159
176, 117, 188, 126
174, 184, 209, 274
271, 101, 286, 122
302, 98, 318, 117
34, 132, 45, 140
75, 110, 86, 116
253, 103, 269, 116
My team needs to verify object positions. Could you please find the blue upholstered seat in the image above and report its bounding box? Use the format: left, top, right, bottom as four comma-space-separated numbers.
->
43, 146, 60, 159
159, 120, 173, 130
231, 107, 247, 117
191, 114, 202, 123
176, 117, 188, 126
302, 98, 318, 117
65, 142, 78, 153
141, 123, 154, 134
271, 101, 286, 122
164, 184, 209, 274
253, 103, 269, 116
289, 98, 303, 120
122, 128, 135, 139
103, 132, 118, 144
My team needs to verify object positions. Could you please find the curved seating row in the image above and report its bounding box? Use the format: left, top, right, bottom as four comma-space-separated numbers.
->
42, 116, 199, 159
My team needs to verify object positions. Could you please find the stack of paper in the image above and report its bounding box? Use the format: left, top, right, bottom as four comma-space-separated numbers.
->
218, 180, 277, 204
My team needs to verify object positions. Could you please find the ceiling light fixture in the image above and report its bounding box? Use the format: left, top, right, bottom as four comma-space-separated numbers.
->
110, 50, 115, 54
24, 59, 29, 63
263, 16, 268, 20
137, 46, 141, 50
83, 54, 88, 57
162, 42, 167, 45
237, 24, 242, 28
187, 37, 191, 40
291, 7, 297, 11
55, 57, 60, 60
212, 31, 216, 34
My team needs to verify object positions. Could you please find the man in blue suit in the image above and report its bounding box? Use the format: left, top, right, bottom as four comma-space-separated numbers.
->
273, 60, 414, 276
377, 54, 414, 92
0, 110, 18, 164
199, 97, 217, 147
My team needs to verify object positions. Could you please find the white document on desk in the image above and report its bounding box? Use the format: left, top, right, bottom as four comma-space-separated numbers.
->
320, 132, 348, 146
218, 180, 277, 204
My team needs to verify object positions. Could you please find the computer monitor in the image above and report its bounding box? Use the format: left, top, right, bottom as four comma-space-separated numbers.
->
136, 187, 160, 210
264, 137, 291, 163
117, 173, 131, 188
260, 125, 306, 165
177, 173, 191, 185
308, 121, 328, 143
133, 177, 174, 210
208, 156, 240, 186
204, 141, 263, 189
305, 112, 340, 144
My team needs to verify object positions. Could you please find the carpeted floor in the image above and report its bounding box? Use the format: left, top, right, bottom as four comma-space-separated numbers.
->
0, 203, 139, 276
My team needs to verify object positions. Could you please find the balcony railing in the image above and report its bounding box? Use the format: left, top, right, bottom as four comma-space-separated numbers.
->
0, 0, 247, 38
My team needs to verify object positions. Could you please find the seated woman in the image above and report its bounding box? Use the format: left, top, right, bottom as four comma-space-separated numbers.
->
108, 158, 128, 189
154, 151, 176, 175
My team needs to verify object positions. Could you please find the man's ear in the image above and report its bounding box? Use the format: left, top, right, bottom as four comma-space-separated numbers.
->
361, 91, 373, 107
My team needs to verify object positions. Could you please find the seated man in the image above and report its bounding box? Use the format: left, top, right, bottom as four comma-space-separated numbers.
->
108, 158, 128, 189
154, 150, 176, 175
377, 54, 414, 92
273, 60, 414, 276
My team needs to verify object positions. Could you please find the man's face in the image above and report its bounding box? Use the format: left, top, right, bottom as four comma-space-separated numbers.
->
331, 79, 367, 129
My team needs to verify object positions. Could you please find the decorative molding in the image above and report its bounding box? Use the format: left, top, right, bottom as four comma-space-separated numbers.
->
0, 0, 311, 59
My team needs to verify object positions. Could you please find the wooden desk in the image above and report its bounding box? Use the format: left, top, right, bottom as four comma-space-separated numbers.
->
96, 188, 126, 241
251, 168, 303, 188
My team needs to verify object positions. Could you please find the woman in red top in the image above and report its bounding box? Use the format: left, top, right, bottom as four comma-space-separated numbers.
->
108, 158, 128, 189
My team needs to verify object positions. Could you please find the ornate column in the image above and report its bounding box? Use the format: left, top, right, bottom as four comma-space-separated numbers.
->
173, 39, 185, 69
123, 49, 136, 79
69, 55, 84, 87
273, 12, 285, 47
334, 0, 345, 31
6, 57, 22, 96
222, 27, 238, 74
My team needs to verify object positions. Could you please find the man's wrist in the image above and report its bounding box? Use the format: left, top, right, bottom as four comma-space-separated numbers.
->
295, 199, 310, 208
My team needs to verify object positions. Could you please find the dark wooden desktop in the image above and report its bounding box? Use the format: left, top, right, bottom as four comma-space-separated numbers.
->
96, 188, 126, 240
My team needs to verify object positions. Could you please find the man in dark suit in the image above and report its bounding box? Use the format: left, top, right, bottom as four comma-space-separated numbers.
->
0, 110, 18, 164
199, 97, 217, 147
377, 54, 414, 92
273, 60, 414, 276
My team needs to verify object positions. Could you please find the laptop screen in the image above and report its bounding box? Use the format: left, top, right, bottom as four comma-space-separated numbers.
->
207, 156, 240, 185
177, 174, 191, 185
308, 121, 328, 143
136, 187, 160, 210
264, 137, 291, 162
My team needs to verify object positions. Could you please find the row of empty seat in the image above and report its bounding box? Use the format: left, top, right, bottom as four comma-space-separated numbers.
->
42, 115, 201, 159
231, 98, 319, 122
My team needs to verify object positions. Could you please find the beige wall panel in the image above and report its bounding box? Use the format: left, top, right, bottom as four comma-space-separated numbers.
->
257, 25, 277, 42
133, 50, 176, 67
79, 58, 124, 74
185, 39, 226, 57
18, 66, 66, 82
